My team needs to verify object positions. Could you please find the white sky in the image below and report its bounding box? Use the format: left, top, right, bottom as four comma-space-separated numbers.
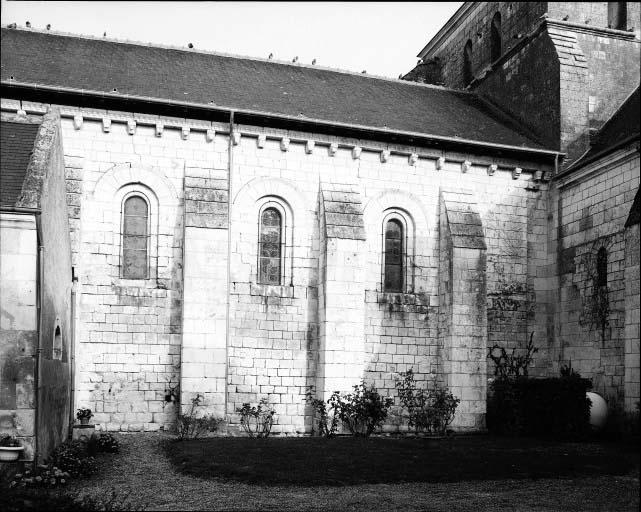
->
1, 1, 462, 78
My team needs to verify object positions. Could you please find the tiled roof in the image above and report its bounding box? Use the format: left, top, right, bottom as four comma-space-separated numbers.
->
1, 28, 547, 151
570, 87, 640, 170
0, 120, 40, 207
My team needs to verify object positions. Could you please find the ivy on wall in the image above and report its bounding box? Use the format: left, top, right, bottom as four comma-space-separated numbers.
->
578, 239, 612, 343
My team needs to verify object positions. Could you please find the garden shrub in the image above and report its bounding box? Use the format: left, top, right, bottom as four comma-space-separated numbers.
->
395, 369, 460, 435
49, 440, 98, 478
96, 433, 120, 453
305, 386, 339, 437
237, 397, 276, 438
305, 382, 393, 437
177, 393, 223, 440
333, 382, 393, 437
487, 374, 592, 438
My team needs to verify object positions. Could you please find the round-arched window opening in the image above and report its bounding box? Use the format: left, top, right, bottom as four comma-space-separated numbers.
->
463, 40, 473, 86
384, 219, 404, 292
53, 323, 62, 360
259, 207, 283, 285
491, 12, 502, 62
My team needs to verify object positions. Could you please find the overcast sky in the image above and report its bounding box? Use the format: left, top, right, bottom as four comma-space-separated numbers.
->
1, 1, 461, 78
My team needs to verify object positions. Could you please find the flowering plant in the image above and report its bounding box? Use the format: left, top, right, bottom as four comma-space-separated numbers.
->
0, 434, 22, 447
76, 408, 93, 421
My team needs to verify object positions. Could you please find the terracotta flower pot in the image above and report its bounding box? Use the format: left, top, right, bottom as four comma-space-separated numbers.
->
80, 418, 90, 425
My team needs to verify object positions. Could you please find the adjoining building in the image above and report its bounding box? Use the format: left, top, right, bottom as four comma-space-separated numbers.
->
1, 109, 73, 462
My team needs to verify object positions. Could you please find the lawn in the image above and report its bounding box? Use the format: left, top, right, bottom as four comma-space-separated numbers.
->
164, 435, 640, 486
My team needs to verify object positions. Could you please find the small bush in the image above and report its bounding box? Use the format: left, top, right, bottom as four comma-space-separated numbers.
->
49, 440, 98, 478
487, 374, 592, 438
177, 394, 222, 440
395, 369, 459, 435
305, 387, 339, 437
237, 397, 276, 438
333, 382, 393, 437
96, 433, 120, 453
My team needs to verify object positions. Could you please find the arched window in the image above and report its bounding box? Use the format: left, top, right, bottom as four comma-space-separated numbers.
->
259, 207, 283, 285
121, 195, 149, 279
491, 12, 502, 62
53, 322, 62, 360
597, 247, 608, 287
384, 219, 404, 292
608, 2, 627, 29
463, 40, 473, 86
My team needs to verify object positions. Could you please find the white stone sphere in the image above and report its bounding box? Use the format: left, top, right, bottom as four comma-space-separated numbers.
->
586, 392, 608, 430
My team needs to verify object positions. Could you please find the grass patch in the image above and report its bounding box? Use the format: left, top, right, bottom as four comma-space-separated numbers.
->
164, 435, 639, 486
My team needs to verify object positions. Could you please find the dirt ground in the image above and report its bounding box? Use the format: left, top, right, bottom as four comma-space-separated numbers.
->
60, 433, 640, 511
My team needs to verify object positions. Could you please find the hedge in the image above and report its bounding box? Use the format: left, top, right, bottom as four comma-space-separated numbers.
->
487, 376, 592, 439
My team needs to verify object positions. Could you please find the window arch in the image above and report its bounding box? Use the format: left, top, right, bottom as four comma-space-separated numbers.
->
53, 320, 62, 360
490, 12, 502, 62
597, 247, 608, 287
463, 39, 473, 86
384, 219, 404, 292
608, 2, 627, 29
121, 194, 150, 279
259, 207, 283, 285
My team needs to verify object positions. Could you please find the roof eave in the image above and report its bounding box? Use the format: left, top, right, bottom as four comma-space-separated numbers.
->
1, 80, 562, 161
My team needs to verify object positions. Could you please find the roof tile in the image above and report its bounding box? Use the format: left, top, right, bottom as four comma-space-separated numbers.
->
1, 28, 545, 150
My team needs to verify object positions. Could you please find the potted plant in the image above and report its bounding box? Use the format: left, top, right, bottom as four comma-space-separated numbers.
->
0, 434, 23, 462
76, 408, 93, 425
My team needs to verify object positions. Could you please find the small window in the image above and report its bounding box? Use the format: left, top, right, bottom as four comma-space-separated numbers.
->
608, 2, 627, 29
384, 219, 404, 292
463, 40, 473, 86
122, 195, 149, 279
597, 247, 607, 287
491, 12, 502, 62
259, 207, 282, 285
53, 324, 62, 360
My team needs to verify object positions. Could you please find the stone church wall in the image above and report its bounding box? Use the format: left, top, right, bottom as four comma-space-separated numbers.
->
56, 112, 228, 431
554, 146, 640, 410
419, 2, 547, 90
3, 100, 554, 433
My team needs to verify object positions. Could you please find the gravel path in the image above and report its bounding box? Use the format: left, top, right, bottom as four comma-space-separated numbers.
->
65, 433, 640, 511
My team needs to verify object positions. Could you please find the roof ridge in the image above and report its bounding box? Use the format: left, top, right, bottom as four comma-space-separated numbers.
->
1, 25, 467, 94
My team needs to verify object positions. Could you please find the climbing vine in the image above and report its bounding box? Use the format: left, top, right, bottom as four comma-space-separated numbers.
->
578, 240, 612, 342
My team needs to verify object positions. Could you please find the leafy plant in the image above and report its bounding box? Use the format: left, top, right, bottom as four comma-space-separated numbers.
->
305, 386, 340, 437
395, 369, 460, 435
560, 361, 582, 379
237, 397, 276, 438
49, 440, 97, 478
332, 382, 393, 437
96, 433, 120, 453
0, 434, 21, 447
76, 408, 93, 421
164, 376, 180, 408
488, 332, 538, 379
176, 394, 222, 440
10, 465, 71, 489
